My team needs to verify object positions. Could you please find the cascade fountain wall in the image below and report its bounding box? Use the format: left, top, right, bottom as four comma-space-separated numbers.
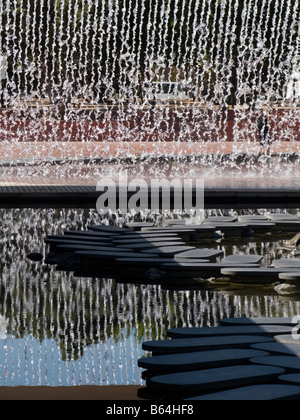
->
1, 1, 300, 388
0, 0, 299, 148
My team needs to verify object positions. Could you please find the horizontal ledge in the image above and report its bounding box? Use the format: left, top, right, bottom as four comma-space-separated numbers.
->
0, 186, 299, 209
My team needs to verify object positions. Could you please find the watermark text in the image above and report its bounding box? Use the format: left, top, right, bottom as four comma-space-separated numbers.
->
96, 175, 204, 213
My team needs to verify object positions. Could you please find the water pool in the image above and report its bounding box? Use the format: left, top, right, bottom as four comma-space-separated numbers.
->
1, 207, 300, 386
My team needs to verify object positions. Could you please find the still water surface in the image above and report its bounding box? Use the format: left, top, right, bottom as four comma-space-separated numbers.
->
1, 208, 300, 386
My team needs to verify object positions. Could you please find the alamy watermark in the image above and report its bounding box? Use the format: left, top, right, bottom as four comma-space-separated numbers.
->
96, 175, 204, 213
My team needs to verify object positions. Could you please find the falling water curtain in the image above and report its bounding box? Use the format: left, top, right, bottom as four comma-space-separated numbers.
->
0, 0, 298, 107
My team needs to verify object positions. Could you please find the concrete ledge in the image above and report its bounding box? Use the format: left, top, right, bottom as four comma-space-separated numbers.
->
0, 185, 300, 209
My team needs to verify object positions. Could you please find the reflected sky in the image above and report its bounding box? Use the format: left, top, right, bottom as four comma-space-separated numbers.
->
0, 333, 141, 386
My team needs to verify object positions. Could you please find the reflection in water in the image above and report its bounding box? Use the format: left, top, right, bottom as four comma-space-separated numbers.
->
1, 208, 300, 386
